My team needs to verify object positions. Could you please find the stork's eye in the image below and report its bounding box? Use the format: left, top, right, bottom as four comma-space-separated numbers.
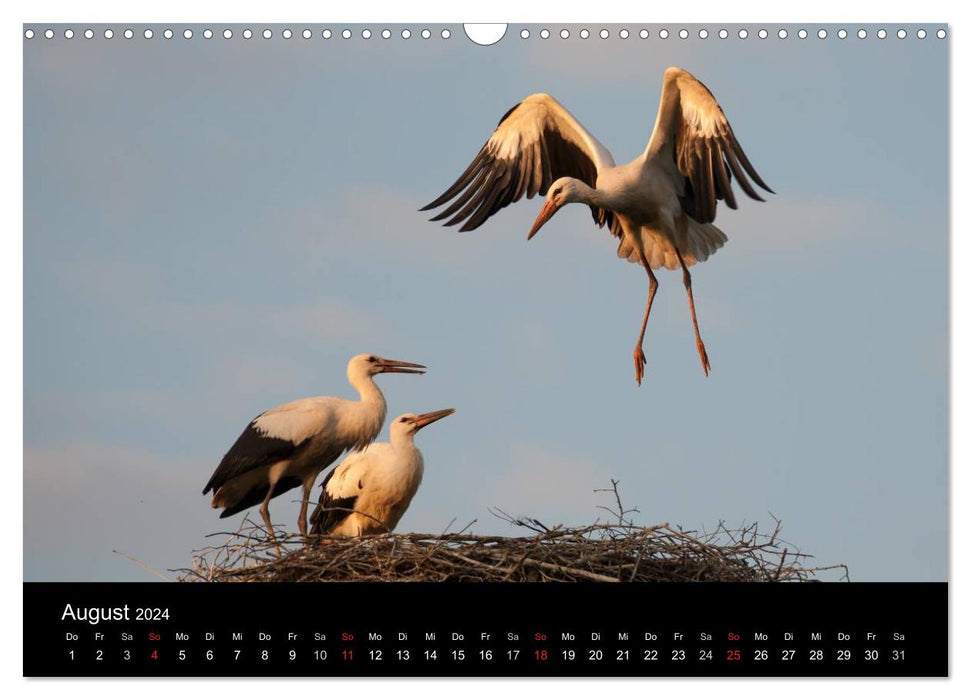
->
368, 356, 377, 362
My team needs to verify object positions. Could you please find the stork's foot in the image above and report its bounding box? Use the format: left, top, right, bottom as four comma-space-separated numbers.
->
696, 339, 711, 377
633, 346, 647, 386
260, 516, 282, 556
297, 522, 314, 548
265, 530, 283, 557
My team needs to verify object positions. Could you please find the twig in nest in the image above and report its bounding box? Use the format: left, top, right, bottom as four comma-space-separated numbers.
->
489, 507, 549, 534
113, 550, 173, 582
594, 479, 640, 526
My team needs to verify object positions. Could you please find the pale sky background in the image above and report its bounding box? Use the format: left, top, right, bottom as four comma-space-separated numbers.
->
23, 23, 947, 582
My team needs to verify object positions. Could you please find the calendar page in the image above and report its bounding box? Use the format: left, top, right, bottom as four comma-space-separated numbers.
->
22, 21, 948, 677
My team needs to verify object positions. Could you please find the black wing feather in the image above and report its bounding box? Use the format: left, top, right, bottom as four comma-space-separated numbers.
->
422, 100, 603, 233
218, 476, 303, 519
589, 207, 623, 240
309, 468, 358, 535
202, 421, 306, 495
712, 143, 737, 210
673, 107, 773, 224
654, 68, 773, 225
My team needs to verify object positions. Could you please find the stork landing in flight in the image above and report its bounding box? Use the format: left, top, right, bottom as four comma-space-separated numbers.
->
309, 409, 455, 537
202, 354, 425, 551
423, 66, 773, 385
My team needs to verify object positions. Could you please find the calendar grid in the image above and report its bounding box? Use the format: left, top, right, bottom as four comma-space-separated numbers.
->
25, 582, 947, 677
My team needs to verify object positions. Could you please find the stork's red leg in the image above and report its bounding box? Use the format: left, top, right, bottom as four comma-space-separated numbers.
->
258, 487, 282, 557
675, 247, 711, 376
633, 261, 659, 386
296, 480, 313, 540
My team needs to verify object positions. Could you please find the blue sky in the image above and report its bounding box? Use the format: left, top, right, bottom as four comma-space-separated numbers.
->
23, 24, 947, 581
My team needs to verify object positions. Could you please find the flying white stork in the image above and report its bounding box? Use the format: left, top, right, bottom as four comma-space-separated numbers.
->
422, 66, 773, 385
202, 354, 425, 549
309, 408, 455, 536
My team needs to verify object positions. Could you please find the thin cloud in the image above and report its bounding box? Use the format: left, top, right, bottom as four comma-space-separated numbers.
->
44, 253, 164, 302
153, 297, 386, 345
519, 27, 768, 84
255, 185, 533, 278
478, 442, 616, 525
24, 443, 208, 581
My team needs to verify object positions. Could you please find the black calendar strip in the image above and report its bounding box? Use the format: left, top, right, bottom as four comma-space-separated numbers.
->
24, 582, 947, 677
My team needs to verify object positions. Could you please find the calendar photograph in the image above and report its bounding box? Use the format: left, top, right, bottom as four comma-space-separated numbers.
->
22, 21, 948, 677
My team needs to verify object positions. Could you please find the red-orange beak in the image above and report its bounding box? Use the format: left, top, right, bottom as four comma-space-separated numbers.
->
527, 199, 561, 240
377, 359, 426, 375
413, 408, 456, 430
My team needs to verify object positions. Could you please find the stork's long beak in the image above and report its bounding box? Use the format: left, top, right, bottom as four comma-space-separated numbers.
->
414, 408, 456, 430
378, 359, 426, 374
527, 199, 560, 240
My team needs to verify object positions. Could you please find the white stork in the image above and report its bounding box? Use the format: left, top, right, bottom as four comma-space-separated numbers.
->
309, 408, 455, 536
202, 354, 425, 548
423, 66, 773, 385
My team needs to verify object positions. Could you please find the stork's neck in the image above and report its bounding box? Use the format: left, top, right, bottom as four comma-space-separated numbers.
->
349, 373, 387, 409
574, 180, 606, 208
390, 430, 417, 450
341, 374, 387, 449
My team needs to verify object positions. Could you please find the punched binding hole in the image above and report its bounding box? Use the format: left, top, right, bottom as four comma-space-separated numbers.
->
464, 24, 506, 46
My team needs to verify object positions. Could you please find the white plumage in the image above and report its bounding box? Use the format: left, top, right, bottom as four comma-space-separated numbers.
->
310, 409, 455, 537
423, 66, 773, 385
202, 353, 425, 550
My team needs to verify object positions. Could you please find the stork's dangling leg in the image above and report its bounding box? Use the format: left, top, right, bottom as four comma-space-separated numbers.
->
633, 260, 660, 386
258, 485, 282, 557
675, 247, 711, 376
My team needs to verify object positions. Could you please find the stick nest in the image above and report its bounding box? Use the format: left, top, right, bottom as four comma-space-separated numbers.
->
177, 484, 847, 583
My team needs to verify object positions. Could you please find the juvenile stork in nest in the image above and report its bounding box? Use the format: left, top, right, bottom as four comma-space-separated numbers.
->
202, 354, 425, 549
423, 66, 773, 385
310, 409, 455, 536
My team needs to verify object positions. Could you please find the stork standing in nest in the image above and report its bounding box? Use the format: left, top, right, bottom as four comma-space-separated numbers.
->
202, 354, 425, 550
423, 67, 773, 385
310, 408, 455, 536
